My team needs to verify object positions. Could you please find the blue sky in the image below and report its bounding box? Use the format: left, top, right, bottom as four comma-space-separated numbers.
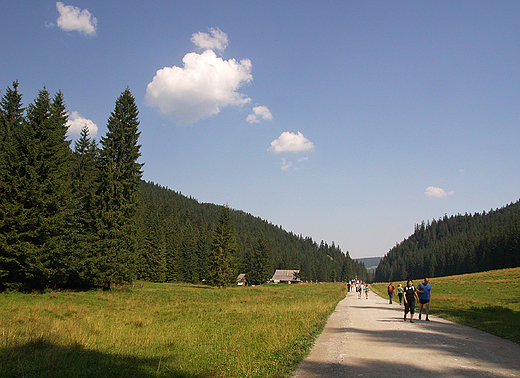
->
2, 1, 519, 259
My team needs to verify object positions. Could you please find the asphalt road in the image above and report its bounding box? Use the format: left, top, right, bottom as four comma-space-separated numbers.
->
292, 289, 520, 377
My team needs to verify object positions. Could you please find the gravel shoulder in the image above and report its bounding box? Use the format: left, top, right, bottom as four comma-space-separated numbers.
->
292, 289, 520, 377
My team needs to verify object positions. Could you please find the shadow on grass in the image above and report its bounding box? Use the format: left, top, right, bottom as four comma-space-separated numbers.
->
0, 338, 211, 378
433, 305, 520, 344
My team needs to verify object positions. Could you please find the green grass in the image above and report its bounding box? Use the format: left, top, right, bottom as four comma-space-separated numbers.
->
0, 282, 346, 378
370, 267, 520, 343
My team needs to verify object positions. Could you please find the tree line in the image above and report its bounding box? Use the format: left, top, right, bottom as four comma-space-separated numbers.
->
136, 181, 368, 286
1, 81, 366, 291
374, 200, 520, 282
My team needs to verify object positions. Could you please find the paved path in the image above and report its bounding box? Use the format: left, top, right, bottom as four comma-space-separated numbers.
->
292, 289, 520, 377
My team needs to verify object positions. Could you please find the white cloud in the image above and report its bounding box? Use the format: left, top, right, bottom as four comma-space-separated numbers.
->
281, 158, 292, 171
56, 2, 97, 36
268, 131, 315, 154
145, 49, 253, 124
191, 27, 229, 52
425, 186, 455, 198
66, 111, 98, 138
246, 105, 273, 124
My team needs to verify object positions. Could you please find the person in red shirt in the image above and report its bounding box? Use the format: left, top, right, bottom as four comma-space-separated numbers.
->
387, 283, 395, 304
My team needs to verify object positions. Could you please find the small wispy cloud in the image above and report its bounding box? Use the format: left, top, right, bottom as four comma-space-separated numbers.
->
66, 111, 98, 138
246, 105, 273, 124
281, 158, 293, 171
55, 2, 97, 36
278, 156, 310, 172
268, 131, 314, 154
425, 186, 455, 198
191, 27, 229, 52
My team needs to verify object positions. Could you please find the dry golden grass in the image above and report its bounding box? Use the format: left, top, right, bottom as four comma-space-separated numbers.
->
0, 282, 346, 378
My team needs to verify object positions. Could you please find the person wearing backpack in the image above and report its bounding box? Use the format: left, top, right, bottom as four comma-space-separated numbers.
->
403, 279, 419, 323
387, 283, 395, 304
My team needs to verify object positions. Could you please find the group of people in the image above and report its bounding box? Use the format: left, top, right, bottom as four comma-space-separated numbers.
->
388, 278, 431, 323
347, 280, 369, 299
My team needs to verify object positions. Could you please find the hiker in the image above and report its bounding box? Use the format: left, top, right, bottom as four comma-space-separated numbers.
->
387, 283, 395, 304
397, 284, 404, 304
403, 279, 419, 323
365, 284, 369, 299
417, 277, 432, 321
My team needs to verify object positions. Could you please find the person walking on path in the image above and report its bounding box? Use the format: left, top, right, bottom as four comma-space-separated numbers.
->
417, 277, 431, 321
397, 283, 403, 305
365, 284, 369, 299
387, 283, 395, 304
291, 287, 520, 378
403, 279, 419, 322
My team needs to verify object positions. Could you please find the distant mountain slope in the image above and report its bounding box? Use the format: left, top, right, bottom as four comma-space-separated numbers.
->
355, 257, 382, 271
375, 199, 520, 282
136, 181, 368, 283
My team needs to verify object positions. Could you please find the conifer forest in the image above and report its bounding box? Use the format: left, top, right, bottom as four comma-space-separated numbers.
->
375, 200, 520, 282
0, 82, 366, 292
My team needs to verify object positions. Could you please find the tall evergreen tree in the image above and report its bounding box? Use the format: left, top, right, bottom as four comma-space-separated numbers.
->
248, 234, 273, 285
180, 219, 200, 283
136, 203, 167, 282
0, 86, 72, 290
207, 206, 237, 287
90, 88, 143, 289
0, 81, 25, 290
67, 125, 99, 286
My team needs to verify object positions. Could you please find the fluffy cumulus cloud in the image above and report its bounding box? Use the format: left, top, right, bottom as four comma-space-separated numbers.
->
424, 186, 455, 198
268, 131, 314, 154
191, 27, 229, 52
247, 106, 273, 124
55, 2, 97, 36
145, 29, 254, 124
66, 111, 98, 138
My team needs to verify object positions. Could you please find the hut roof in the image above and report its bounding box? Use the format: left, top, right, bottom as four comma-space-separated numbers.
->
271, 269, 300, 282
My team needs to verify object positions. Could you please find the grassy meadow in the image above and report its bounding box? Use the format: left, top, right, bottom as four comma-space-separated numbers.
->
370, 267, 520, 343
0, 282, 346, 378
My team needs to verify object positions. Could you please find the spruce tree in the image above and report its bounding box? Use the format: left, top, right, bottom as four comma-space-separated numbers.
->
136, 200, 167, 282
181, 219, 200, 283
248, 234, 273, 285
207, 206, 237, 287
91, 88, 143, 289
0, 86, 72, 290
68, 125, 99, 286
0, 81, 25, 290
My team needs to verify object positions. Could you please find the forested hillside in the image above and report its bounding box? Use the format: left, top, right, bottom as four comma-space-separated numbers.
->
136, 181, 368, 284
0, 81, 365, 291
375, 200, 520, 282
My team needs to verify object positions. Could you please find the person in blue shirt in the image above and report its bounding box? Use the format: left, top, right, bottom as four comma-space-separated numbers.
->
417, 277, 431, 321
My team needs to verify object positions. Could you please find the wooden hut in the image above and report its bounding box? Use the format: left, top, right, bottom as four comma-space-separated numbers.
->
236, 274, 251, 286
270, 270, 301, 284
